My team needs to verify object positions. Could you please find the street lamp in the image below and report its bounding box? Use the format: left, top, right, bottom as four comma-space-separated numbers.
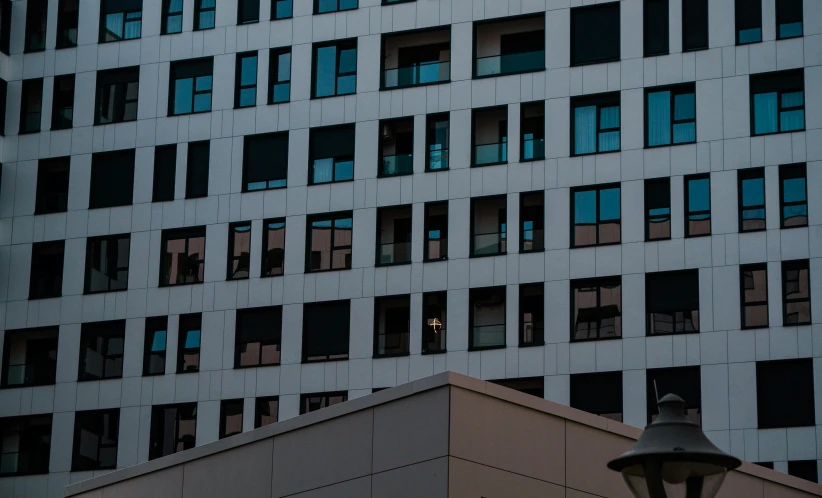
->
607, 393, 741, 498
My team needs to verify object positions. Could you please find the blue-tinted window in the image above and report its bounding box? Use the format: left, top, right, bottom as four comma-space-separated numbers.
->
313, 40, 357, 98
572, 185, 620, 247
315, 0, 357, 14
738, 168, 765, 232
751, 70, 804, 136
235, 52, 258, 108
269, 48, 291, 104
572, 93, 620, 155
162, 0, 182, 34
736, 0, 762, 44
685, 174, 710, 237
101, 0, 142, 43
194, 0, 215, 30
170, 58, 213, 115
306, 213, 353, 272
779, 164, 807, 228
309, 125, 355, 184
646, 84, 695, 147
272, 0, 292, 19
776, 0, 802, 39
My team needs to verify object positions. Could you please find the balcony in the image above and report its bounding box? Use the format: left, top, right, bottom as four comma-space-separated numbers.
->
473, 106, 508, 166
383, 61, 450, 90
474, 15, 545, 78
475, 51, 545, 78
376, 205, 412, 266
471, 196, 507, 257
379, 118, 414, 177
521, 101, 545, 161
382, 28, 450, 90
470, 286, 506, 350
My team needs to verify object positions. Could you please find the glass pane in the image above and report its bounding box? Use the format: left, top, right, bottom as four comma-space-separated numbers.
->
574, 106, 596, 155
574, 190, 596, 224
151, 331, 167, 352
335, 160, 354, 181
674, 93, 695, 120
337, 75, 356, 95
166, 14, 182, 34
599, 188, 620, 221
780, 110, 804, 132
193, 93, 211, 112
742, 178, 765, 207
339, 48, 356, 73
600, 106, 620, 129
201, 0, 215, 7
272, 83, 290, 103
753, 92, 778, 135
672, 122, 695, 144
783, 205, 807, 226
198, 11, 215, 29
688, 178, 710, 212
173, 78, 193, 114
315, 46, 337, 97
275, 0, 293, 18
598, 131, 620, 152
104, 13, 124, 40
185, 330, 201, 348
738, 27, 762, 44
647, 91, 671, 147
241, 56, 257, 85
312, 159, 333, 183
239, 88, 256, 107
783, 177, 806, 203
782, 91, 803, 108
340, 0, 357, 9
277, 53, 291, 81
317, 0, 337, 13
196, 75, 212, 91
779, 22, 802, 38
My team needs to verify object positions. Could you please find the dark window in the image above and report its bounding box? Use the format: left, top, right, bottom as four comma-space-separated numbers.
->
644, 0, 668, 57
309, 125, 355, 184
374, 295, 410, 357
219, 399, 243, 439
646, 84, 695, 147
272, 0, 292, 20
238, 0, 259, 23
474, 17, 545, 78
755, 462, 774, 469
244, 132, 288, 191
379, 118, 414, 177
71, 409, 119, 471
736, 0, 762, 44
751, 69, 804, 136
254, 397, 278, 428
162, 0, 183, 34
315, 0, 357, 14
235, 306, 281, 367
779, 163, 807, 228
143, 316, 167, 376
20, 78, 43, 134
160, 227, 206, 286
177, 314, 201, 373
84, 234, 130, 294
153, 145, 177, 202
0, 415, 52, 476
571, 92, 620, 155
261, 218, 285, 277
741, 264, 768, 329
89, 149, 135, 209
56, 0, 79, 49
300, 392, 347, 414
471, 195, 507, 256
235, 52, 258, 108
24, 0, 47, 53
149, 403, 196, 460
0, 0, 10, 54
29, 241, 64, 300
376, 205, 412, 266
35, 157, 70, 215
647, 366, 701, 425
776, 0, 803, 39
757, 359, 814, 429
521, 101, 544, 160
227, 222, 251, 280
682, 0, 708, 51
520, 283, 544, 346
488, 377, 544, 398
303, 300, 350, 362
100, 0, 142, 42
424, 201, 448, 261
646, 270, 700, 335
571, 184, 621, 247
0, 77, 6, 135
312, 39, 357, 98
426, 112, 449, 171
782, 260, 811, 325
645, 178, 671, 241
473, 106, 507, 166
269, 48, 291, 103
423, 292, 446, 354
788, 461, 818, 483
738, 168, 766, 232
381, 30, 450, 89
571, 3, 620, 66
306, 212, 352, 272
194, 0, 215, 30
571, 277, 621, 341
51, 74, 75, 130
185, 140, 209, 198
570, 371, 623, 422
520, 191, 544, 252
170, 58, 213, 115
1, 327, 58, 388
684, 174, 710, 237
78, 320, 125, 381
469, 286, 506, 350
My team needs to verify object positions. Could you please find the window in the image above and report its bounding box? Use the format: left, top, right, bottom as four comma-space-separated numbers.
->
194, 0, 215, 30
424, 201, 448, 261
56, 0, 79, 49
0, 77, 6, 135
20, 78, 43, 134
426, 113, 449, 170
381, 29, 450, 89
24, 0, 47, 53
300, 392, 347, 414
776, 0, 802, 39
570, 371, 623, 422
474, 16, 545, 78
571, 184, 621, 247
312, 39, 357, 98
736, 0, 762, 44
471, 196, 507, 257
647, 367, 701, 425
423, 292, 447, 354
160, 227, 206, 286
571, 3, 620, 66
51, 74, 75, 130
35, 157, 70, 215
303, 300, 350, 362
473, 106, 507, 166
520, 192, 544, 252
227, 222, 251, 280
149, 403, 196, 460
520, 102, 544, 161
379, 118, 414, 177
520, 284, 544, 346
645, 178, 671, 241
143, 316, 167, 376
170, 58, 213, 115
757, 359, 813, 429
469, 286, 506, 350
1, 327, 58, 388
71, 409, 119, 471
177, 314, 201, 373
374, 295, 410, 357
84, 234, 130, 294
89, 149, 135, 209
376, 205, 412, 265
488, 377, 544, 398
571, 277, 621, 341
682, 0, 708, 51
0, 0, 10, 55
244, 132, 288, 191
751, 69, 804, 135
219, 400, 243, 439
162, 0, 183, 34
309, 125, 355, 184
153, 145, 177, 202
0, 415, 52, 476
272, 0, 292, 20
572, 93, 620, 155
306, 212, 352, 272
185, 140, 209, 199
646, 84, 695, 147
238, 0, 259, 24
255, 397, 279, 428
269, 48, 291, 103
646, 270, 700, 335
235, 306, 281, 367
788, 461, 817, 483
78, 320, 125, 381
782, 260, 811, 325
740, 264, 768, 329
29, 241, 64, 300
315, 0, 357, 14
738, 168, 766, 232
779, 163, 807, 228
100, 0, 142, 42
684, 174, 710, 237
644, 0, 668, 57
235, 52, 258, 108
262, 218, 285, 277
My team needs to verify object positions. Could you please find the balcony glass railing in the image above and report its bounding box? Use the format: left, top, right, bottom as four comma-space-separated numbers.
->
472, 324, 505, 348
379, 241, 411, 265
475, 50, 545, 77
472, 232, 506, 256
474, 142, 507, 165
4, 361, 56, 387
428, 148, 449, 170
383, 60, 450, 89
522, 137, 545, 160
381, 154, 413, 176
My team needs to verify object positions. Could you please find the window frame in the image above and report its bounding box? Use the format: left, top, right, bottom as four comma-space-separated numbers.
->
740, 263, 769, 330
35, 156, 71, 215
756, 359, 814, 429
0, 414, 53, 477
83, 233, 131, 295
271, 0, 293, 20
268, 47, 291, 104
520, 191, 545, 253
20, 78, 43, 134
148, 403, 197, 461
243, 132, 288, 192
227, 221, 252, 280
143, 316, 168, 376
681, 0, 709, 52
570, 183, 622, 248
169, 57, 214, 116
520, 101, 545, 161
29, 240, 65, 300
749, 69, 805, 137
423, 201, 448, 262
24, 0, 48, 53
0, 327, 59, 388
185, 140, 209, 199
161, 0, 183, 35
570, 2, 621, 67
570, 276, 622, 342
781, 259, 811, 326
373, 294, 411, 358
299, 392, 348, 414
71, 409, 120, 471
468, 286, 507, 351
261, 218, 286, 277
237, 0, 260, 24
735, 0, 762, 45
469, 195, 508, 258
308, 124, 356, 185
643, 0, 669, 58
738, 167, 766, 233
51, 73, 75, 130
684, 173, 711, 238
471, 105, 508, 167
375, 205, 413, 267
95, 67, 140, 126
153, 144, 177, 202
313, 0, 358, 15
775, 0, 803, 40
570, 92, 621, 156
426, 112, 450, 171
176, 313, 201, 374
78, 320, 125, 382
194, 0, 216, 30
254, 396, 279, 428
305, 211, 353, 273
56, 0, 79, 49
644, 177, 671, 241
646, 366, 702, 425
234, 306, 282, 368
159, 226, 207, 287
235, 51, 258, 109
302, 300, 351, 363
644, 83, 696, 148
311, 39, 357, 99
778, 163, 807, 229
89, 149, 136, 210
218, 399, 244, 439
519, 283, 545, 347
99, 2, 143, 43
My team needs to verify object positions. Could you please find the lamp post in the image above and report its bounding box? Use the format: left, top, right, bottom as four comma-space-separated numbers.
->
607, 394, 741, 498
